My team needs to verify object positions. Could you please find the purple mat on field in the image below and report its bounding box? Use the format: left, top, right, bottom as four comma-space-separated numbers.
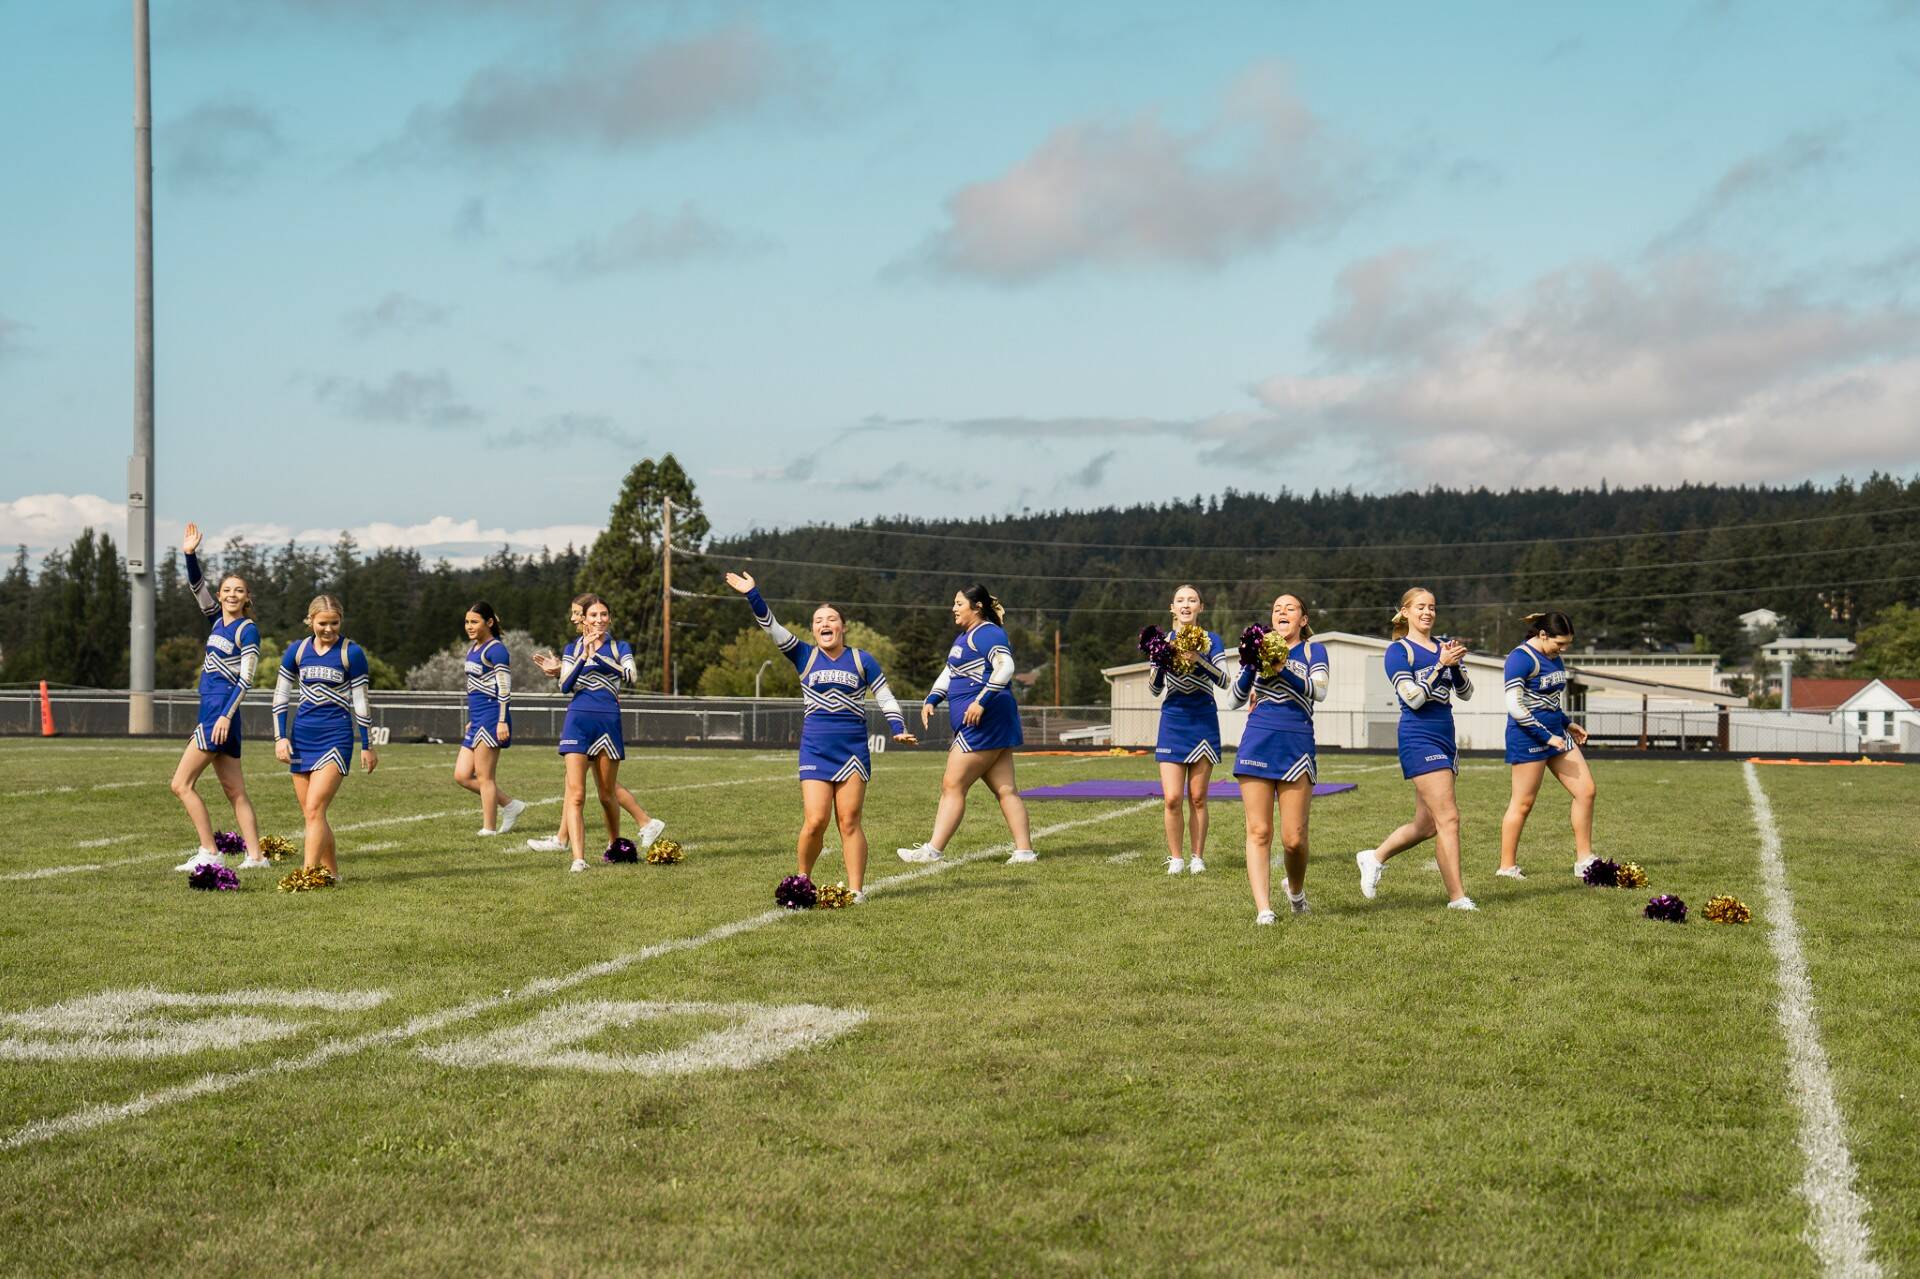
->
1022, 779, 1357, 801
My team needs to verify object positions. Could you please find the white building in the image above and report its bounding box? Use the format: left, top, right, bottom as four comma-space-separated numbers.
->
1738, 608, 1781, 632
1759, 636, 1857, 666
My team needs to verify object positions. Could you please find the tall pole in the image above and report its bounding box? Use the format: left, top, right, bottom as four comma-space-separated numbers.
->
660, 498, 673, 695
1053, 629, 1061, 707
128, 0, 156, 734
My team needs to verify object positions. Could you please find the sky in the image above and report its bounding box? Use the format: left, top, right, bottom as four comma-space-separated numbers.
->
2, 0, 1919, 565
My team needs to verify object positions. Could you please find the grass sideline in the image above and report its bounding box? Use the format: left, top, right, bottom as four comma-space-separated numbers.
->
0, 741, 1913, 1276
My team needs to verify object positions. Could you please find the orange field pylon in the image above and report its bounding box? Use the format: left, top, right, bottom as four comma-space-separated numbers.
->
38, 680, 56, 736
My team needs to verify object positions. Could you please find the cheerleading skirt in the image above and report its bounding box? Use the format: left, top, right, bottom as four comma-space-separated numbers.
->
1505, 711, 1573, 766
463, 696, 512, 751
190, 682, 244, 759
1233, 721, 1316, 784
558, 706, 624, 760
1156, 694, 1221, 766
288, 714, 354, 776
949, 693, 1023, 753
798, 719, 871, 783
1397, 723, 1458, 780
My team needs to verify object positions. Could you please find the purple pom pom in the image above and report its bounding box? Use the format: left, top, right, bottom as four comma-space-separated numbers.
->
602, 838, 639, 864
1238, 624, 1267, 669
775, 874, 818, 910
188, 862, 240, 891
1645, 894, 1688, 923
1581, 857, 1621, 887
213, 830, 246, 856
1137, 625, 1164, 655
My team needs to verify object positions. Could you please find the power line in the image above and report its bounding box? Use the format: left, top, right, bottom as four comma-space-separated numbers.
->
685, 537, 1920, 588
728, 501, 1920, 555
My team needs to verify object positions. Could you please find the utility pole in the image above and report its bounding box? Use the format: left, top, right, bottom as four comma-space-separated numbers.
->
660, 497, 673, 695
128, 0, 157, 735
1053, 628, 1061, 707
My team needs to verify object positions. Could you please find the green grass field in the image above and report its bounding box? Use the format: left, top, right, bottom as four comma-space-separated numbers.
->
1, 740, 1914, 1277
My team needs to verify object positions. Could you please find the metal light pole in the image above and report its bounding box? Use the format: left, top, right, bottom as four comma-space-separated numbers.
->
128, 0, 157, 734
754, 659, 773, 699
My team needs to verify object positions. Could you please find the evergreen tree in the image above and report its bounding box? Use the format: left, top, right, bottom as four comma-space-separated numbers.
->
577, 454, 711, 691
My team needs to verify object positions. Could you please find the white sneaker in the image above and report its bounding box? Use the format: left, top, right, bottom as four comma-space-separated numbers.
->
1006, 849, 1038, 865
1356, 848, 1384, 899
174, 849, 219, 872
526, 835, 567, 853
896, 843, 943, 864
569, 858, 587, 873
1447, 896, 1479, 911
1166, 857, 1185, 875
1495, 865, 1526, 880
1255, 909, 1277, 926
852, 890, 867, 904
1574, 856, 1597, 879
238, 856, 270, 870
1188, 856, 1206, 875
638, 818, 666, 850
477, 827, 498, 837
1289, 893, 1312, 915
497, 799, 527, 834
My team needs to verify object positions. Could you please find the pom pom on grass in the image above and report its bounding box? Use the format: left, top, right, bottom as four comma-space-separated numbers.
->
213, 830, 247, 856
1644, 894, 1688, 923
1581, 858, 1621, 887
188, 862, 240, 891
1616, 862, 1648, 889
775, 875, 818, 910
1704, 894, 1751, 924
602, 838, 639, 864
258, 835, 294, 862
277, 866, 337, 893
816, 882, 856, 909
645, 838, 685, 865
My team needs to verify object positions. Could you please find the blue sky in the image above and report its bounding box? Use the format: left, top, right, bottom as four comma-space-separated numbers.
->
3, 1, 1918, 563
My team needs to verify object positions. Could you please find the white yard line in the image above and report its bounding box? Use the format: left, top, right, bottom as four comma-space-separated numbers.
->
1104, 850, 1144, 865
0, 800, 1156, 1152
1743, 762, 1884, 1279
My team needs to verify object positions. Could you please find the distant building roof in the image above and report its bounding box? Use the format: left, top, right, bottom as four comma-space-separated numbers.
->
1762, 637, 1857, 652
1789, 678, 1920, 712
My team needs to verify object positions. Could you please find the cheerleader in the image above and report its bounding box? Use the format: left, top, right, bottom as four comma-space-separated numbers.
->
1498, 610, 1597, 879
553, 594, 665, 873
272, 595, 379, 879
1355, 588, 1476, 910
453, 602, 526, 837
1230, 593, 1327, 925
168, 523, 268, 872
896, 584, 1035, 865
726, 572, 916, 897
1149, 585, 1228, 875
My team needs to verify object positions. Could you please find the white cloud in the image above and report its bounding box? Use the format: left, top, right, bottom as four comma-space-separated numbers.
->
533, 205, 770, 280
0, 494, 128, 556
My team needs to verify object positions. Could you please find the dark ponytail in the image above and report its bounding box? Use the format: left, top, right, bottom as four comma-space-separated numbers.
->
1522, 610, 1574, 641
959, 583, 1006, 626
466, 601, 502, 639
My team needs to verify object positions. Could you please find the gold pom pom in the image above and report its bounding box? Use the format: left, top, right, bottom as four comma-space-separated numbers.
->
1617, 862, 1648, 889
645, 837, 685, 865
1170, 623, 1209, 674
815, 882, 856, 909
277, 866, 337, 893
1704, 894, 1751, 924
1258, 630, 1291, 678
258, 835, 294, 862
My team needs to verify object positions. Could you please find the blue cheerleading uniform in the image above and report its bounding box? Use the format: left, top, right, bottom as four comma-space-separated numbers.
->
272, 637, 372, 775
183, 551, 257, 758
462, 637, 514, 750
1231, 637, 1328, 783
1150, 630, 1227, 765
744, 588, 906, 782
1385, 637, 1474, 779
926, 622, 1023, 753
557, 635, 634, 759
1504, 643, 1572, 764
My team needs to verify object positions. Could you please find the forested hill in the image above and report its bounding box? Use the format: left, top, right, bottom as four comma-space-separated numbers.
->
700, 476, 1920, 701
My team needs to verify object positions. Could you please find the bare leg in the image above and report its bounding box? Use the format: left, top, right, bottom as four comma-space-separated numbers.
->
1158, 761, 1189, 859
1412, 770, 1465, 901
1547, 748, 1597, 856
1499, 762, 1548, 869
928, 748, 998, 851
798, 779, 834, 876
1373, 783, 1437, 864
473, 743, 511, 829
563, 754, 593, 863
169, 745, 220, 851
1240, 777, 1276, 914
980, 750, 1032, 849
1187, 758, 1212, 859
615, 784, 652, 828
833, 775, 869, 892
209, 753, 262, 854
299, 765, 346, 875
1276, 777, 1313, 896
592, 755, 624, 848
453, 747, 481, 797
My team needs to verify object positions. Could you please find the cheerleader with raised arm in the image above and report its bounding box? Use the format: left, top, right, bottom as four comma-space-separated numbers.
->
727, 572, 916, 898
453, 602, 526, 838
1144, 585, 1228, 875
897, 584, 1036, 865
1230, 594, 1327, 925
272, 595, 379, 881
1355, 588, 1477, 910
1498, 611, 1598, 880
169, 522, 269, 872
552, 594, 665, 873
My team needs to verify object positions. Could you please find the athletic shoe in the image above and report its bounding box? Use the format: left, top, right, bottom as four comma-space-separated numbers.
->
238, 856, 271, 870
569, 859, 588, 873
1447, 896, 1479, 911
1188, 856, 1206, 875
476, 827, 498, 837
897, 843, 943, 864
1166, 857, 1186, 875
1495, 865, 1526, 880
174, 849, 219, 872
1289, 894, 1312, 915
852, 890, 867, 904
1255, 910, 1277, 926
1574, 856, 1597, 880
1006, 849, 1038, 865
1356, 848, 1385, 899
497, 799, 527, 834
526, 836, 567, 853
638, 818, 666, 849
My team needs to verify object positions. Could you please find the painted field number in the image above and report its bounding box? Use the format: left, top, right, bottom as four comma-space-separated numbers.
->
0, 989, 390, 1061
416, 1000, 867, 1075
